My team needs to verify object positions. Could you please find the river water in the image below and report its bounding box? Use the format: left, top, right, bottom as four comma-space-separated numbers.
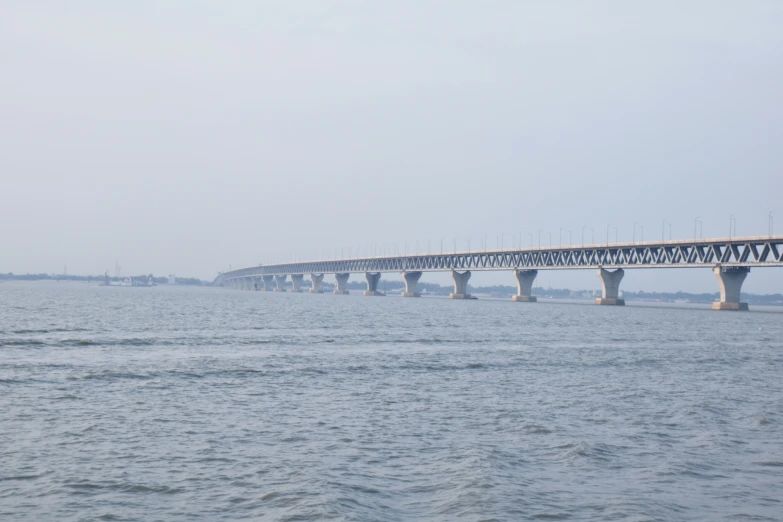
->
1, 282, 782, 521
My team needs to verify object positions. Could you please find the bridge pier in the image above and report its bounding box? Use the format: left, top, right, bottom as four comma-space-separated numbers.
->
291, 274, 304, 293
596, 268, 625, 305
712, 266, 749, 310
262, 275, 274, 291
274, 274, 287, 292
310, 274, 324, 293
401, 271, 422, 297
512, 269, 538, 302
450, 270, 473, 299
364, 272, 385, 296
334, 273, 350, 295
243, 277, 252, 291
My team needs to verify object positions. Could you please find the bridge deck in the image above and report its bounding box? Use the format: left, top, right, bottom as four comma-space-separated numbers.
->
221, 236, 783, 280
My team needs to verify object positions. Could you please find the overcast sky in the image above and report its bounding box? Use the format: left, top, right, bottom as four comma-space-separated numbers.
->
2, 1, 781, 293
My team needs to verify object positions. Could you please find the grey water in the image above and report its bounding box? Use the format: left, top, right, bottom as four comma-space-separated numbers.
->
1, 282, 782, 521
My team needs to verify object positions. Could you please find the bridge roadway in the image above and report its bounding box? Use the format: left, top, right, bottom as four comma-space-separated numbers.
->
219, 235, 783, 310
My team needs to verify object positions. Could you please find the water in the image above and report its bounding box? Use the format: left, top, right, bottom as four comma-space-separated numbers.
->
1, 282, 782, 521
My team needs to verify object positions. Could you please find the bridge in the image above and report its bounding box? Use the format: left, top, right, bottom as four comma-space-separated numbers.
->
218, 235, 783, 310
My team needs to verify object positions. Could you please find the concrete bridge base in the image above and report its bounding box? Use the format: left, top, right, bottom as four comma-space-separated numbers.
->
310, 274, 324, 293
262, 275, 274, 291
512, 269, 537, 302
450, 270, 473, 299
291, 274, 304, 292
334, 273, 350, 295
596, 298, 625, 306
364, 272, 385, 296
596, 268, 625, 306
712, 266, 749, 311
401, 271, 422, 297
274, 274, 287, 292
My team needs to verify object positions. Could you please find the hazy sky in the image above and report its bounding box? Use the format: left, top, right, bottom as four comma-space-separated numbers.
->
2, 1, 781, 293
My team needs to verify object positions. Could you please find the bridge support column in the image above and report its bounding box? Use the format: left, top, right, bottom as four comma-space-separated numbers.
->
334, 273, 350, 295
450, 270, 473, 299
310, 274, 324, 293
262, 275, 274, 291
401, 271, 422, 297
291, 274, 304, 293
712, 266, 749, 310
596, 268, 625, 305
274, 274, 287, 292
364, 272, 384, 296
243, 277, 252, 291
251, 277, 259, 291
512, 269, 538, 302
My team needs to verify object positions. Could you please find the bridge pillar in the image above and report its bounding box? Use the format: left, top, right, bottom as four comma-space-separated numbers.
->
262, 275, 274, 291
243, 277, 252, 291
251, 277, 259, 291
364, 272, 385, 296
596, 268, 625, 305
274, 274, 287, 292
712, 266, 749, 310
401, 271, 422, 297
291, 274, 304, 293
512, 269, 538, 302
334, 273, 350, 295
450, 270, 473, 299
310, 274, 324, 293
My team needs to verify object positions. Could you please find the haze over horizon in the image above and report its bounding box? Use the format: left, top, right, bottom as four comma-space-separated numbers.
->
2, 1, 781, 293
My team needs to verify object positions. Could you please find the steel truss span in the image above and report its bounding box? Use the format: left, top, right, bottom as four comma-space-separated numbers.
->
221, 236, 783, 281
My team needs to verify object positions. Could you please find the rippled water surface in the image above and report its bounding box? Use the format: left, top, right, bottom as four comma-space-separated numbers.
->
1, 282, 782, 521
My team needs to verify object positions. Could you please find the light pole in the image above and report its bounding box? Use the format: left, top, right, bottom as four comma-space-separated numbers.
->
582, 226, 593, 247
729, 214, 736, 239
440, 238, 444, 254
770, 211, 774, 236
559, 227, 563, 247
661, 220, 669, 241
569, 230, 572, 246
633, 222, 643, 243
528, 232, 533, 248
694, 216, 702, 239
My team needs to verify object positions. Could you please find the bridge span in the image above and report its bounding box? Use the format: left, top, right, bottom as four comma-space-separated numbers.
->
219, 235, 783, 310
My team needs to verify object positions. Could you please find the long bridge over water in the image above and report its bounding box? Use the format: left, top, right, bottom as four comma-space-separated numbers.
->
218, 235, 783, 310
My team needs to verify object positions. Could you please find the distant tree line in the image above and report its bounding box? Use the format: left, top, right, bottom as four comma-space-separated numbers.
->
0, 273, 211, 286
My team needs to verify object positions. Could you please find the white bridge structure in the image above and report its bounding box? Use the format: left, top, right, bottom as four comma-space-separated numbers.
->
218, 236, 783, 310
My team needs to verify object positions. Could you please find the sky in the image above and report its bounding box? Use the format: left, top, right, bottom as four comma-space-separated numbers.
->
1, 1, 782, 293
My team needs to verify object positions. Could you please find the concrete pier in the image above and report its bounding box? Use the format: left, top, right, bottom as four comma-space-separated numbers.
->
401, 271, 422, 297
334, 273, 350, 295
450, 270, 473, 299
291, 274, 304, 293
512, 269, 538, 302
262, 275, 274, 291
712, 266, 749, 310
364, 272, 385, 296
274, 274, 287, 292
596, 268, 625, 305
310, 274, 324, 293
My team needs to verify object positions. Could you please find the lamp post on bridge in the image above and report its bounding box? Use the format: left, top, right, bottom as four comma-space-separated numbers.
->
606, 225, 617, 245
582, 226, 593, 247
694, 217, 702, 239
769, 211, 774, 236
661, 220, 670, 242
729, 214, 736, 239
633, 222, 644, 243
